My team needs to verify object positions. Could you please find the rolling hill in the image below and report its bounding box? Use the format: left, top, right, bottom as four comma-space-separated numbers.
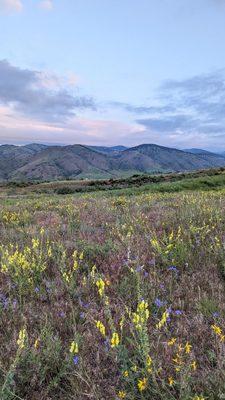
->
0, 143, 225, 181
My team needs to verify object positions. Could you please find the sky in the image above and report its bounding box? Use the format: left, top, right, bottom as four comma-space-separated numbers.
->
1, 0, 225, 151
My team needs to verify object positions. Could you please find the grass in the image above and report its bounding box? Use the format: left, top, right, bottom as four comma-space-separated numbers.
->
0, 173, 225, 399
1, 167, 225, 197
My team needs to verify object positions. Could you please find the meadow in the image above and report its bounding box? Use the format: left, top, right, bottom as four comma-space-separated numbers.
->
0, 185, 225, 399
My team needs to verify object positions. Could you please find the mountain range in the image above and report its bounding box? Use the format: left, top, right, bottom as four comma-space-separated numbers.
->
0, 143, 225, 181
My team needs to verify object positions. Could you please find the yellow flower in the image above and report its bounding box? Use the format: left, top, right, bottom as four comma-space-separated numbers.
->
211, 324, 222, 335
96, 320, 106, 337
70, 341, 79, 354
17, 328, 27, 349
96, 278, 105, 297
156, 310, 169, 329
191, 361, 197, 371
123, 370, 129, 377
34, 338, 40, 349
146, 355, 152, 367
138, 377, 148, 392
118, 391, 126, 399
111, 332, 120, 348
193, 396, 205, 400
168, 337, 177, 346
133, 300, 149, 330
168, 376, 174, 386
185, 342, 192, 354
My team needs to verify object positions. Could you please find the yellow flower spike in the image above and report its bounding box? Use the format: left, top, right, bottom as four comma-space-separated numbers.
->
123, 370, 129, 378
118, 390, 126, 399
17, 328, 27, 349
91, 265, 96, 278
168, 376, 174, 386
70, 341, 79, 354
96, 278, 105, 297
178, 344, 183, 352
168, 337, 177, 346
191, 361, 197, 371
138, 377, 148, 392
146, 355, 152, 367
156, 310, 169, 329
185, 341, 192, 354
111, 332, 120, 348
96, 320, 106, 337
119, 317, 124, 330
34, 338, 40, 349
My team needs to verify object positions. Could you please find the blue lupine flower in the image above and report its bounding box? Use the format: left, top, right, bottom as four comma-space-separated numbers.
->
174, 310, 182, 315
59, 311, 65, 318
154, 298, 165, 308
212, 312, 220, 318
73, 356, 79, 365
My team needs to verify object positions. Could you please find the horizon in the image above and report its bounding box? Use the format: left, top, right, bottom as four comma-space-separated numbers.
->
1, 1, 225, 151
0, 141, 224, 154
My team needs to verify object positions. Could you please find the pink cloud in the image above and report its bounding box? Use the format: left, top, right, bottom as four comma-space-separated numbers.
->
38, 0, 53, 10
0, 0, 23, 13
0, 105, 144, 145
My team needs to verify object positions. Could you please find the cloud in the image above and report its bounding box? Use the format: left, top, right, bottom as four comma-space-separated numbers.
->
132, 70, 225, 150
38, 0, 53, 10
0, 60, 95, 122
0, 104, 143, 146
0, 0, 22, 13
110, 101, 175, 115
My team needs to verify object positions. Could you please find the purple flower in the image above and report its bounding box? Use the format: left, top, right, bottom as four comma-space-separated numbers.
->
174, 310, 182, 315
136, 265, 143, 272
80, 312, 85, 319
154, 298, 165, 308
35, 287, 40, 293
73, 356, 79, 365
59, 311, 65, 318
212, 312, 219, 318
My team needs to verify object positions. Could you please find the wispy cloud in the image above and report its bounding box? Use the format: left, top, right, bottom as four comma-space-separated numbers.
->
0, 60, 95, 122
0, 0, 23, 13
110, 101, 175, 115
0, 104, 143, 146
38, 0, 53, 11
113, 70, 225, 150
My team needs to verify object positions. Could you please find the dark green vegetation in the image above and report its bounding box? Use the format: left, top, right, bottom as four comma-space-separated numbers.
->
0, 184, 225, 400
1, 166, 225, 196
0, 143, 225, 181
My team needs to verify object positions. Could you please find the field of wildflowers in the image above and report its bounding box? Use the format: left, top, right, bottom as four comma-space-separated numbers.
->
0, 188, 225, 399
